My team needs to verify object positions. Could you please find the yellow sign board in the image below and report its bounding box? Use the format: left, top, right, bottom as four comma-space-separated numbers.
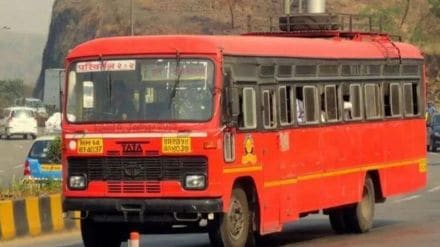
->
78, 138, 103, 154
162, 137, 191, 153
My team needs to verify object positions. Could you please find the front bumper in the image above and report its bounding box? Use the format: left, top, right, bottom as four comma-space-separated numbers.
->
63, 197, 223, 213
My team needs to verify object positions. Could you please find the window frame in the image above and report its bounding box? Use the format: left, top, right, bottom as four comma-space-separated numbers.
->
389, 82, 403, 118
261, 88, 278, 129
241, 87, 258, 130
301, 85, 320, 125
364, 83, 382, 120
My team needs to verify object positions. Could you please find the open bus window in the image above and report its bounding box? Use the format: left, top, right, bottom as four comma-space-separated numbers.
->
349, 84, 362, 120
390, 83, 402, 117
278, 85, 293, 126
403, 82, 419, 116
66, 59, 214, 123
364, 83, 381, 119
262, 89, 277, 129
302, 86, 319, 124
324, 84, 339, 122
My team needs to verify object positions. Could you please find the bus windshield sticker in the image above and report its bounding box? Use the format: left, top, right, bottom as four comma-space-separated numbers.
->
76, 60, 136, 73
162, 137, 192, 153
241, 135, 257, 165
77, 138, 104, 154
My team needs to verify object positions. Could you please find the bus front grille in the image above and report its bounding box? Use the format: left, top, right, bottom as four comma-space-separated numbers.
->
68, 156, 207, 183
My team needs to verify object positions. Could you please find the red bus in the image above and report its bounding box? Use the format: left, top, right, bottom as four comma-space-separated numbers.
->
62, 30, 427, 246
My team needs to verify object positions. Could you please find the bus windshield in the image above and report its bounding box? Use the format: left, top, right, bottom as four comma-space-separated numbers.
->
66, 58, 214, 123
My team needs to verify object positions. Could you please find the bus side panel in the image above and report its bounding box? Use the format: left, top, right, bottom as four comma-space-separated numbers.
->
258, 132, 282, 233
319, 126, 361, 207
379, 120, 427, 197
289, 129, 323, 212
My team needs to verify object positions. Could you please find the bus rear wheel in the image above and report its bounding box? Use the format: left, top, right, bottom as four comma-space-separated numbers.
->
209, 186, 254, 247
329, 176, 375, 234
346, 176, 375, 233
81, 215, 123, 247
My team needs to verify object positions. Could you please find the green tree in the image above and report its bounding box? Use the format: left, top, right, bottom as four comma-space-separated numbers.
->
0, 79, 24, 109
428, 0, 440, 18
47, 136, 61, 164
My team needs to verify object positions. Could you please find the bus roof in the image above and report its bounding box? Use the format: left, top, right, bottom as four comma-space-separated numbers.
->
66, 35, 423, 61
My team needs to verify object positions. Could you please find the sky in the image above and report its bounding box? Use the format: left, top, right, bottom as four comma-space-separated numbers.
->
0, 0, 55, 34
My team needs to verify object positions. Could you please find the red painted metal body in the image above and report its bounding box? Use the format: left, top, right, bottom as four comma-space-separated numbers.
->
62, 34, 427, 235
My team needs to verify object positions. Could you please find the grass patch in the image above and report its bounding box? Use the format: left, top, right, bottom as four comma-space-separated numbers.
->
0, 176, 61, 200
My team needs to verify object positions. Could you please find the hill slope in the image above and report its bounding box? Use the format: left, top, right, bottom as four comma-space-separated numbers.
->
34, 0, 440, 101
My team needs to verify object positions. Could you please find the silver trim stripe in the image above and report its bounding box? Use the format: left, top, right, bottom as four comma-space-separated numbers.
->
65, 132, 208, 139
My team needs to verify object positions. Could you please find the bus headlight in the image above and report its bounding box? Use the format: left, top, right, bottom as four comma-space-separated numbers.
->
184, 175, 206, 190
69, 175, 87, 190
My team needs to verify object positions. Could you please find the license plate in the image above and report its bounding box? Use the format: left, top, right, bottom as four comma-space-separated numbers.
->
162, 137, 191, 153
41, 164, 61, 171
77, 138, 103, 154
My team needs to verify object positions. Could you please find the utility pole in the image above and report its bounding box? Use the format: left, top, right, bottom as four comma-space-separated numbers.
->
130, 0, 134, 35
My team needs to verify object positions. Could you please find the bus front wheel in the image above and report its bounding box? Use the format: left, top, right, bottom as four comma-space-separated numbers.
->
209, 186, 254, 247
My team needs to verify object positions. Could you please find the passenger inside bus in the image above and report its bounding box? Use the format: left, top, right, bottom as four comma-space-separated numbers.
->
111, 82, 136, 120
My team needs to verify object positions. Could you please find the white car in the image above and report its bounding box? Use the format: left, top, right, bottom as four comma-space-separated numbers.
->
0, 107, 38, 139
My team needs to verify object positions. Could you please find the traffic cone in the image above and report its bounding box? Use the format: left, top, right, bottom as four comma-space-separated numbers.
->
128, 232, 140, 247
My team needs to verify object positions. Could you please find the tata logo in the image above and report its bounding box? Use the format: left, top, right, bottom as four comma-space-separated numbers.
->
122, 143, 143, 153
124, 163, 143, 178
116, 141, 149, 154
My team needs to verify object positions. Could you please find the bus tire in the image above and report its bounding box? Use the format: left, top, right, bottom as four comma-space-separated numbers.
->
345, 176, 375, 233
81, 216, 123, 247
328, 209, 347, 234
209, 186, 253, 247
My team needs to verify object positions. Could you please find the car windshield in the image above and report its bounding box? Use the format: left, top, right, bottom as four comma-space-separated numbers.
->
29, 140, 53, 159
13, 109, 34, 118
66, 58, 215, 123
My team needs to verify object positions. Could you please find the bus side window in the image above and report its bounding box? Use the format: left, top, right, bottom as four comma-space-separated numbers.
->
302, 85, 319, 124
364, 83, 381, 119
390, 82, 402, 117
349, 84, 363, 120
240, 87, 257, 129
278, 85, 293, 126
403, 82, 420, 116
324, 84, 339, 122
262, 89, 277, 129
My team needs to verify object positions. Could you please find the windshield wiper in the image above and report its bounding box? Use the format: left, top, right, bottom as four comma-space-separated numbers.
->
168, 50, 182, 108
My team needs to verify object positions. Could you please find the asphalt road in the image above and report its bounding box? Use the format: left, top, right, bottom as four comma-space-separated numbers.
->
1, 149, 440, 246
0, 136, 34, 186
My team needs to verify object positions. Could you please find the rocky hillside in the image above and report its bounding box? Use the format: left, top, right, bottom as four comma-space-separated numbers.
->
34, 0, 440, 102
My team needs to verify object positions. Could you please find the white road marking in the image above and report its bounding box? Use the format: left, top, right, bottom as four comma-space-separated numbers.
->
428, 185, 440, 193
393, 195, 421, 203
